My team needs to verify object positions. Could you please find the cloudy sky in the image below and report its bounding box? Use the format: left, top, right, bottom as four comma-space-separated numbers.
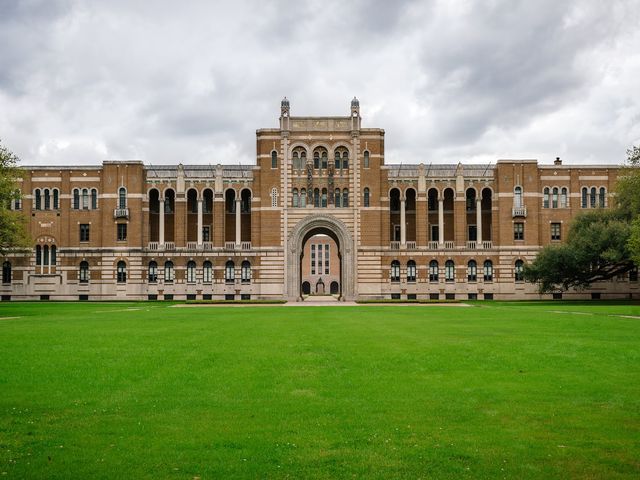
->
1, 0, 639, 167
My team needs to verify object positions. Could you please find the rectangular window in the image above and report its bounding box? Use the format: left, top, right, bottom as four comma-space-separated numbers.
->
514, 222, 524, 241
117, 223, 127, 241
79, 224, 90, 242
391, 293, 401, 300
325, 244, 330, 274
429, 293, 439, 300
551, 222, 561, 241
202, 226, 210, 242
311, 244, 316, 275
484, 293, 494, 300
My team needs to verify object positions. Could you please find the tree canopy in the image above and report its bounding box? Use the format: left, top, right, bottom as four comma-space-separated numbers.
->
0, 141, 30, 254
524, 146, 640, 293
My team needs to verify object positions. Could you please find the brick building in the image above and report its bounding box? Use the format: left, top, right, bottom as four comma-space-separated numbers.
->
1, 98, 636, 301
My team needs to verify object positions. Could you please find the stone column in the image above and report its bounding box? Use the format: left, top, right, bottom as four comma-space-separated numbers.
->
400, 197, 406, 246
438, 197, 444, 245
159, 196, 165, 247
197, 198, 203, 246
476, 197, 482, 246
235, 198, 241, 246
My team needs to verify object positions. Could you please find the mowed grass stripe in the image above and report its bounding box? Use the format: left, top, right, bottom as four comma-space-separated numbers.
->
0, 302, 639, 479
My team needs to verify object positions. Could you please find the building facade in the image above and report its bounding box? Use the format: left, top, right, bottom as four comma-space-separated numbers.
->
1, 98, 636, 301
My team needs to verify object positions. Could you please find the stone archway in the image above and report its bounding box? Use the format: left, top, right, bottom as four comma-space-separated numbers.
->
287, 214, 355, 301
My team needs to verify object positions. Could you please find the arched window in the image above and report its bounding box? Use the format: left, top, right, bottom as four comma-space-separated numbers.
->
321, 188, 327, 208
79, 261, 89, 283
300, 188, 307, 207
271, 150, 277, 169
321, 151, 328, 170
445, 260, 455, 282
364, 187, 370, 207
91, 189, 98, 209
334, 150, 341, 170
560, 187, 568, 208
514, 260, 524, 282
364, 150, 370, 168
53, 189, 59, 209
514, 186, 522, 208
552, 187, 558, 209
342, 189, 349, 208
342, 151, 349, 169
590, 187, 597, 208
271, 187, 278, 207
203, 261, 212, 283
50, 246, 56, 267
543, 187, 550, 208
73, 189, 79, 209
581, 187, 588, 208
241, 260, 251, 283
116, 261, 127, 283
313, 188, 320, 208
164, 261, 174, 283
467, 260, 477, 282
300, 151, 307, 169
118, 187, 127, 209
292, 188, 299, 207
429, 260, 439, 282
241, 189, 251, 213
2, 261, 11, 284
148, 261, 158, 283
335, 188, 341, 207
225, 261, 235, 283
483, 260, 493, 282
44, 189, 50, 210
186, 261, 196, 283
599, 187, 606, 208
407, 260, 416, 283
313, 152, 320, 170
391, 260, 400, 282
35, 189, 42, 210
82, 188, 89, 209
35, 245, 42, 268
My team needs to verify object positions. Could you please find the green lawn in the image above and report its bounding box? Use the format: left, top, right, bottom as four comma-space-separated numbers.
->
1, 301, 639, 479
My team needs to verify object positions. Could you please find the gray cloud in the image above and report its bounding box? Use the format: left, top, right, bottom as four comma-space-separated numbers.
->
0, 0, 639, 167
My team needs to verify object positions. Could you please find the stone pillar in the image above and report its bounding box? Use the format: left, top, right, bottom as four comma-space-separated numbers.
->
159, 197, 165, 247
438, 197, 444, 245
235, 198, 241, 246
197, 198, 203, 246
400, 198, 406, 246
476, 197, 482, 246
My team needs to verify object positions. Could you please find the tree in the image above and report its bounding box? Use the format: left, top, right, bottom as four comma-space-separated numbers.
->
524, 210, 634, 293
0, 141, 30, 254
618, 146, 640, 265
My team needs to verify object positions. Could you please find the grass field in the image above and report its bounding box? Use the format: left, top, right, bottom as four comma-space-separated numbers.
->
1, 301, 639, 479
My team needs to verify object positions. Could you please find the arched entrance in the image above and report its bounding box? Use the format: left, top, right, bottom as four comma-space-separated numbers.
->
287, 214, 355, 301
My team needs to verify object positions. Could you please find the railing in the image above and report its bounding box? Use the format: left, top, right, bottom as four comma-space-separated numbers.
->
164, 242, 175, 251
512, 206, 527, 217
186, 242, 198, 250
428, 241, 438, 250
148, 242, 159, 251
390, 241, 400, 250
406, 241, 417, 250
202, 242, 213, 251
466, 241, 477, 250
482, 241, 493, 249
444, 241, 455, 249
241, 242, 252, 250
225, 242, 236, 250
113, 208, 129, 219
